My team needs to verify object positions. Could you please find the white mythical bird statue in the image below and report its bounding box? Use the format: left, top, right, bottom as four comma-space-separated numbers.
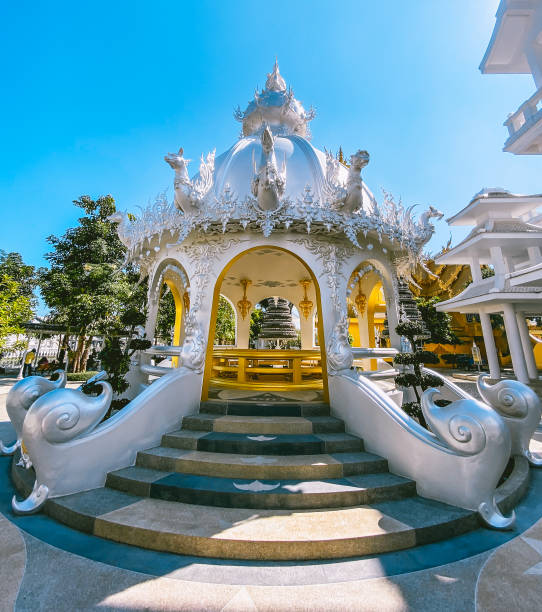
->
164, 147, 215, 214
324, 149, 370, 214
251, 126, 286, 211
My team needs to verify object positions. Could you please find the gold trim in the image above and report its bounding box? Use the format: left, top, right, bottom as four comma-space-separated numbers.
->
165, 279, 183, 367
201, 246, 329, 401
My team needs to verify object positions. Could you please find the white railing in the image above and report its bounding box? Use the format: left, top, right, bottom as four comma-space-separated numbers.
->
13, 366, 202, 512
328, 370, 515, 529
504, 86, 542, 147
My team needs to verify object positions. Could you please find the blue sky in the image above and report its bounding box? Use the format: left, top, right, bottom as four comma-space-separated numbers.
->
1, 0, 540, 291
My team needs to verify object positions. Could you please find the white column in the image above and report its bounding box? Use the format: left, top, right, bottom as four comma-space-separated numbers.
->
236, 309, 250, 349
469, 257, 482, 283
502, 304, 530, 384
479, 312, 500, 380
516, 312, 538, 380
300, 309, 314, 349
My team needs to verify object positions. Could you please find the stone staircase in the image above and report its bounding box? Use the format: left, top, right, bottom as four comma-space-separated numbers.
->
21, 399, 480, 561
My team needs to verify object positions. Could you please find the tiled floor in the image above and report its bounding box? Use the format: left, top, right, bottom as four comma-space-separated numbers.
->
2, 376, 542, 610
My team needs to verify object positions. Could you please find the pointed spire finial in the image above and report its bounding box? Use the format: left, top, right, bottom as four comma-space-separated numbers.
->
265, 59, 286, 92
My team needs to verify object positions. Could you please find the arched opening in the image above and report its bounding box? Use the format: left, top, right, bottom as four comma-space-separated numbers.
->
347, 262, 390, 371
202, 246, 327, 400
149, 260, 190, 367
214, 295, 237, 347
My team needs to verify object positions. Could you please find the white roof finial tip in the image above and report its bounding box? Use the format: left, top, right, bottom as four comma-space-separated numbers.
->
266, 60, 286, 92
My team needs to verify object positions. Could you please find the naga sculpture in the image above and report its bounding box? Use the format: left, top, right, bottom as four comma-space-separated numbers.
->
0, 371, 66, 456
180, 314, 206, 373
165, 147, 215, 215
12, 381, 113, 515
251, 126, 286, 211
107, 211, 134, 249
414, 205, 444, 248
478, 375, 542, 466
327, 315, 354, 374
422, 388, 514, 529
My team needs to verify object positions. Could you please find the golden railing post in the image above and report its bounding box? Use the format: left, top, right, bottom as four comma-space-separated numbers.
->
237, 356, 246, 383
292, 356, 302, 384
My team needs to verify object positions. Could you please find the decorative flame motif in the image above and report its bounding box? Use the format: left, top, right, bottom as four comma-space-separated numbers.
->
237, 279, 252, 320
477, 375, 542, 466
298, 279, 313, 319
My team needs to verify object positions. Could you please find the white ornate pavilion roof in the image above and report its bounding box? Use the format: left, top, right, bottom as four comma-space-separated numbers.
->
112, 63, 441, 267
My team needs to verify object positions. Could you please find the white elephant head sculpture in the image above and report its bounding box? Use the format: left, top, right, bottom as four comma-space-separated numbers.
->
422, 388, 514, 529
477, 375, 542, 467
0, 371, 66, 455
12, 381, 113, 515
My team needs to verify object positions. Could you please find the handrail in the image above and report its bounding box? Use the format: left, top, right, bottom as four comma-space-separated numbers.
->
140, 364, 172, 377
351, 347, 398, 358
210, 348, 322, 389
359, 369, 400, 380
212, 348, 321, 358
145, 345, 183, 356
422, 367, 475, 401
504, 85, 542, 142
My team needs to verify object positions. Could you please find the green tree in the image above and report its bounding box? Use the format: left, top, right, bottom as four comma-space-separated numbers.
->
249, 305, 264, 347
214, 296, 236, 345
415, 296, 460, 344
394, 320, 443, 429
0, 251, 40, 306
40, 195, 138, 372
155, 288, 176, 343
93, 306, 150, 414
0, 274, 33, 351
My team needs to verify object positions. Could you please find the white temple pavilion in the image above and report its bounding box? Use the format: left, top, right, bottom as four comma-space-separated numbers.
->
4, 63, 541, 555
480, 0, 542, 154
435, 188, 542, 383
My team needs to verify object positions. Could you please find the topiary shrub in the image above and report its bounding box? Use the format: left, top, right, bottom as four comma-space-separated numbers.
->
394, 319, 443, 429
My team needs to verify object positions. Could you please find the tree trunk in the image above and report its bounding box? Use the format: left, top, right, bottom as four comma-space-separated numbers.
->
80, 336, 93, 372
72, 334, 86, 373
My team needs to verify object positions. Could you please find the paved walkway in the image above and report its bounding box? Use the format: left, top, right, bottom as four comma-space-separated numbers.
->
1, 377, 542, 610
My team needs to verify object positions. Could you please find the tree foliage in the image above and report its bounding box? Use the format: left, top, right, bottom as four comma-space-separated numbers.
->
39, 195, 139, 371
155, 287, 176, 343
415, 296, 460, 345
0, 251, 40, 307
214, 296, 236, 345
249, 305, 265, 347
0, 274, 33, 351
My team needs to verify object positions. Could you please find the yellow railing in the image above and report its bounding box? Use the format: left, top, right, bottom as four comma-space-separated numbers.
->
210, 348, 323, 390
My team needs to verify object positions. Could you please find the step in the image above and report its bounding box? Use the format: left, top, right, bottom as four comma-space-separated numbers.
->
136, 448, 387, 480
200, 400, 330, 417
106, 467, 415, 509
181, 414, 344, 435
161, 430, 363, 455
46, 487, 478, 560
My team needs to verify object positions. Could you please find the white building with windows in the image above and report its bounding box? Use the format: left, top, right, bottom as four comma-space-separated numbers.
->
480, 0, 542, 154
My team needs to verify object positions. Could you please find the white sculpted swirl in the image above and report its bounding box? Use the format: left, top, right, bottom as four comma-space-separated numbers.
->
477, 375, 542, 466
